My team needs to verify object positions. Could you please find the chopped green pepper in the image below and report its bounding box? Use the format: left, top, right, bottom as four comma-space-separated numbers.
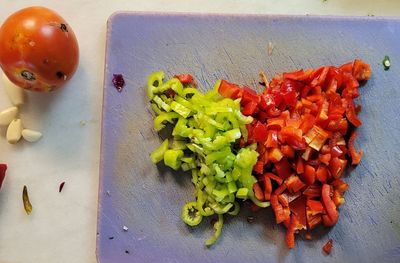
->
181, 202, 203, 226
164, 149, 183, 170
150, 139, 169, 164
383, 55, 391, 71
205, 214, 223, 247
147, 71, 165, 100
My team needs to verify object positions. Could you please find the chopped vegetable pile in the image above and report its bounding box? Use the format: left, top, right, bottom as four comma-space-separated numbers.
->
148, 58, 371, 249
148, 72, 269, 246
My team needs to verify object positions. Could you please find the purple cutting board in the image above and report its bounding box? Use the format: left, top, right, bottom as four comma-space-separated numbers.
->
97, 12, 400, 263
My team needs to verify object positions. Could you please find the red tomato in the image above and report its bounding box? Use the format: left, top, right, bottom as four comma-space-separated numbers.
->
0, 7, 79, 91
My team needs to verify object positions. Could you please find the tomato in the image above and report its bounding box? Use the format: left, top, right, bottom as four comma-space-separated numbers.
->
0, 7, 79, 92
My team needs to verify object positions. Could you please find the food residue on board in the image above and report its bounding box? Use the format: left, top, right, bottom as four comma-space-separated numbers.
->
383, 55, 391, 71
323, 239, 333, 254
112, 74, 125, 92
0, 164, 7, 189
59, 181, 66, 193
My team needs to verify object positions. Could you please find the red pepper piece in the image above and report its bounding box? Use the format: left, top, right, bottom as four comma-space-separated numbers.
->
348, 131, 363, 165
285, 175, 306, 194
322, 239, 333, 255
242, 101, 258, 116
264, 172, 283, 185
253, 182, 265, 201
352, 59, 372, 81
286, 214, 301, 249
173, 74, 193, 84
252, 121, 269, 143
275, 158, 292, 180
0, 164, 7, 190
303, 184, 322, 198
218, 80, 242, 99
321, 184, 339, 225
301, 164, 316, 185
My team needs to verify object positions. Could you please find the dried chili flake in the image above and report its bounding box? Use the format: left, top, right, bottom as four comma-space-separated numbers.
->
59, 181, 66, 193
22, 185, 33, 215
112, 74, 125, 92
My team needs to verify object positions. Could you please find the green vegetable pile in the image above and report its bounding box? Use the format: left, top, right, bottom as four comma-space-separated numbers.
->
148, 72, 270, 246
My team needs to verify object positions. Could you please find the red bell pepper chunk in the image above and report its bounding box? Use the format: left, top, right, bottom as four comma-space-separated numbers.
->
332, 190, 345, 207
281, 145, 295, 158
278, 194, 289, 207
289, 195, 307, 227
242, 101, 258, 116
286, 214, 302, 249
322, 239, 333, 255
251, 121, 269, 143
253, 161, 264, 174
241, 86, 260, 105
321, 184, 339, 225
306, 199, 324, 215
275, 158, 292, 180
173, 74, 193, 84
348, 131, 363, 165
339, 61, 353, 73
259, 93, 275, 110
329, 157, 347, 179
271, 194, 288, 224
295, 157, 305, 174
253, 182, 265, 201
264, 172, 284, 185
310, 66, 330, 87
352, 59, 372, 81
307, 213, 322, 230
300, 164, 316, 185
266, 118, 285, 130
280, 126, 306, 150
283, 69, 313, 82
331, 178, 349, 194
269, 148, 284, 163
315, 165, 329, 183
303, 184, 322, 198
0, 164, 7, 190
274, 183, 287, 195
285, 175, 306, 193
218, 80, 242, 99
265, 130, 279, 148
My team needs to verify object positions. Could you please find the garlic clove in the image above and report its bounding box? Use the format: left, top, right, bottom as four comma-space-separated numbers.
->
0, 106, 18, 126
6, 119, 22, 144
2, 73, 25, 106
21, 129, 42, 143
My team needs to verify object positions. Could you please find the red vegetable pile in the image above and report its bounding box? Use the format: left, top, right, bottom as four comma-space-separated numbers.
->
218, 59, 371, 248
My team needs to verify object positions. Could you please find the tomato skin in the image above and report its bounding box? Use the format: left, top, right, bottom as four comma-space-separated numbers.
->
0, 6, 79, 92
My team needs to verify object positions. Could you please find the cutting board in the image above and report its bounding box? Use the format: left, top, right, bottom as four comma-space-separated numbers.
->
97, 12, 400, 263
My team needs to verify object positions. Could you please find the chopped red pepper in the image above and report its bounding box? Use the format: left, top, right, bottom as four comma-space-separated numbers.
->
218, 59, 370, 248
321, 184, 339, 225
322, 239, 333, 255
0, 164, 7, 190
173, 74, 193, 85
348, 131, 363, 165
